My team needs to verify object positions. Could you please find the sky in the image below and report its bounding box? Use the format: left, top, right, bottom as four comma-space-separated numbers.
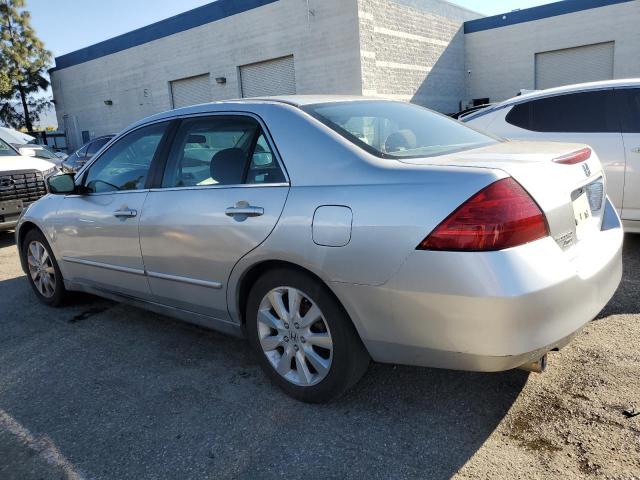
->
24, 0, 552, 128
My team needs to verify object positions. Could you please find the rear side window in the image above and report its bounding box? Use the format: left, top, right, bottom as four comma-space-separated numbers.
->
162, 116, 285, 188
505, 90, 618, 133
616, 88, 640, 133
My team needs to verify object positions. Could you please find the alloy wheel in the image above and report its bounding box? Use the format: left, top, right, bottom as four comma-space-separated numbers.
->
27, 240, 56, 298
257, 287, 333, 386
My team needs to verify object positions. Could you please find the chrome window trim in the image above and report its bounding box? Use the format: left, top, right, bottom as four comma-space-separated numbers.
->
149, 183, 289, 193
146, 270, 222, 289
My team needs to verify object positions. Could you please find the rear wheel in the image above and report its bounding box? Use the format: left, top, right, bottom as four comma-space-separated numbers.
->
22, 229, 67, 307
246, 268, 370, 403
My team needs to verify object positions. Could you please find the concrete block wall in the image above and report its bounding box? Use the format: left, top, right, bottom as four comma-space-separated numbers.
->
50, 0, 363, 142
356, 0, 479, 113
465, 0, 640, 104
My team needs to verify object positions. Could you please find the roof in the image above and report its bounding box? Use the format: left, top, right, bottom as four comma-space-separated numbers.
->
464, 0, 635, 34
50, 0, 277, 72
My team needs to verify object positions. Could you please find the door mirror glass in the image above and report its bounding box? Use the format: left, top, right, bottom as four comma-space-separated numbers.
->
19, 147, 37, 157
47, 173, 76, 194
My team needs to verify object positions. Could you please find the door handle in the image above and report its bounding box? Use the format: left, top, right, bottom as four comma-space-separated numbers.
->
113, 208, 137, 218
225, 204, 264, 217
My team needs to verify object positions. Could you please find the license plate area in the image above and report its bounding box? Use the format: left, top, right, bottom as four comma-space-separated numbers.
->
572, 190, 594, 240
0, 199, 23, 216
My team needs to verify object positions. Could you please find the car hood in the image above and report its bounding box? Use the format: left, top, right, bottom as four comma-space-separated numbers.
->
0, 155, 56, 173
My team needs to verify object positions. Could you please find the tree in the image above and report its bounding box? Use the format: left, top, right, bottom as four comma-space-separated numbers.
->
0, 0, 52, 132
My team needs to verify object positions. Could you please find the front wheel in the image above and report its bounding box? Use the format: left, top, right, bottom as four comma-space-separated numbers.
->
246, 268, 370, 403
22, 229, 67, 307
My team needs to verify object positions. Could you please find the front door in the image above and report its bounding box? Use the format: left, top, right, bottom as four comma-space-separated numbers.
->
616, 88, 640, 224
139, 115, 289, 320
54, 122, 170, 298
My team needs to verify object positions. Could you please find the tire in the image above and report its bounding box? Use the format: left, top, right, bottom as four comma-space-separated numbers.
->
22, 228, 67, 307
246, 268, 370, 403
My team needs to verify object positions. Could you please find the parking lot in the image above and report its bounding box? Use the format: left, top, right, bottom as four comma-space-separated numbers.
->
0, 230, 638, 479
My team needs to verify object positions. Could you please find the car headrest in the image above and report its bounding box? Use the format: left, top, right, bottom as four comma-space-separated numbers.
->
210, 148, 246, 185
384, 129, 417, 153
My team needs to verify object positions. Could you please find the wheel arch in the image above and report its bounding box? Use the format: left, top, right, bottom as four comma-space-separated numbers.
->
16, 221, 41, 273
233, 259, 363, 342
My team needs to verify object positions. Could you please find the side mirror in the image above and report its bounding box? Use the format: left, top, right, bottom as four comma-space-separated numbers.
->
47, 173, 77, 194
19, 147, 37, 157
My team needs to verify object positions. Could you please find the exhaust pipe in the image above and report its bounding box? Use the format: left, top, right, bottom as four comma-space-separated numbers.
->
518, 353, 547, 373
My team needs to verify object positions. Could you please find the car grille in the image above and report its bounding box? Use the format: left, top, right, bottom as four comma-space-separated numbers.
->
0, 171, 47, 204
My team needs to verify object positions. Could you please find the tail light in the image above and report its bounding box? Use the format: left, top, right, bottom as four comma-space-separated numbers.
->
553, 147, 591, 165
417, 178, 549, 251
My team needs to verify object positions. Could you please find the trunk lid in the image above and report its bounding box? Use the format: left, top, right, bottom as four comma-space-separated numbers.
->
399, 140, 606, 249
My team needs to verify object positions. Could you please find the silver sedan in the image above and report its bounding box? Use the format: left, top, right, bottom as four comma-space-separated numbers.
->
15, 97, 623, 402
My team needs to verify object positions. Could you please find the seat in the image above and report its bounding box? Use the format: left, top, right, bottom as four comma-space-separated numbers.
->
210, 148, 247, 185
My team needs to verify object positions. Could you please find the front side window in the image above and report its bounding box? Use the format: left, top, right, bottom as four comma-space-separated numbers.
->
162, 116, 284, 187
83, 123, 167, 193
302, 101, 496, 158
506, 90, 618, 133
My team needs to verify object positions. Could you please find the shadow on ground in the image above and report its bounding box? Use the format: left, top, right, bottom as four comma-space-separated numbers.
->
1, 231, 638, 479
0, 269, 526, 479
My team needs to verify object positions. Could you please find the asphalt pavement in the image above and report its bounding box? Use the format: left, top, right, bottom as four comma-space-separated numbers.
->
1, 231, 639, 479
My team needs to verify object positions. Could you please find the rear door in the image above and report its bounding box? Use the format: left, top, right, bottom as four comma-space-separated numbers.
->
139, 114, 289, 320
499, 90, 626, 212
616, 88, 640, 224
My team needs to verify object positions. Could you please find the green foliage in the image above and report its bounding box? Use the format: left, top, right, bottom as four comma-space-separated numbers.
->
0, 0, 52, 132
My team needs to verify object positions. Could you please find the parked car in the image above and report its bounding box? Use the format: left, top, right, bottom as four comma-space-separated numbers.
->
61, 135, 114, 173
15, 97, 622, 402
0, 137, 58, 232
450, 103, 493, 120
463, 79, 640, 233
17, 144, 67, 167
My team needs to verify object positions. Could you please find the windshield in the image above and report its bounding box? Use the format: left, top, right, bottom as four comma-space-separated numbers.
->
303, 101, 496, 158
0, 137, 18, 156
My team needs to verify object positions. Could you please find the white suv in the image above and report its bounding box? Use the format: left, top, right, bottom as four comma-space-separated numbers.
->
0, 137, 57, 231
464, 79, 640, 233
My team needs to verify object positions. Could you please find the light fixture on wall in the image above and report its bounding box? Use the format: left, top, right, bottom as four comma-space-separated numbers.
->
215, 77, 227, 85
104, 100, 113, 106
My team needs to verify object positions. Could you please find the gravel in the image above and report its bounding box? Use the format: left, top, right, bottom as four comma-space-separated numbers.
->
0, 231, 638, 479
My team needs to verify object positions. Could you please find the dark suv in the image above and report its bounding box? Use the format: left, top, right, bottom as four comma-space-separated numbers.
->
62, 135, 114, 173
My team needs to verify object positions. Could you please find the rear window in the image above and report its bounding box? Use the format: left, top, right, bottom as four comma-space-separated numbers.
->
302, 101, 496, 158
506, 90, 618, 133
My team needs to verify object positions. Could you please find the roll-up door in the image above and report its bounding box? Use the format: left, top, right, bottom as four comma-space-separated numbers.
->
535, 42, 614, 90
171, 74, 211, 108
240, 56, 296, 98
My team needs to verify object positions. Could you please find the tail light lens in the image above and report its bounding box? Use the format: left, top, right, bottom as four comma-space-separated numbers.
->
553, 147, 591, 165
418, 178, 549, 251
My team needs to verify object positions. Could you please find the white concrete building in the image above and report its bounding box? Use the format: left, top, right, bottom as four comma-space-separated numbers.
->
50, 0, 478, 149
465, 0, 640, 106
50, 0, 640, 150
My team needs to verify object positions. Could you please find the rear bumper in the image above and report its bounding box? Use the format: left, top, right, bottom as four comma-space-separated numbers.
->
333, 198, 623, 371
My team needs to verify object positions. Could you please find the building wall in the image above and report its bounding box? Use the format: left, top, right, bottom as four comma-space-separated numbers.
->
465, 0, 640, 104
356, 0, 479, 113
50, 0, 362, 144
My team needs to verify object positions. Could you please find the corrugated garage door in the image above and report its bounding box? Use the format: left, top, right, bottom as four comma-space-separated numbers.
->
171, 74, 211, 109
535, 42, 614, 90
240, 56, 296, 98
